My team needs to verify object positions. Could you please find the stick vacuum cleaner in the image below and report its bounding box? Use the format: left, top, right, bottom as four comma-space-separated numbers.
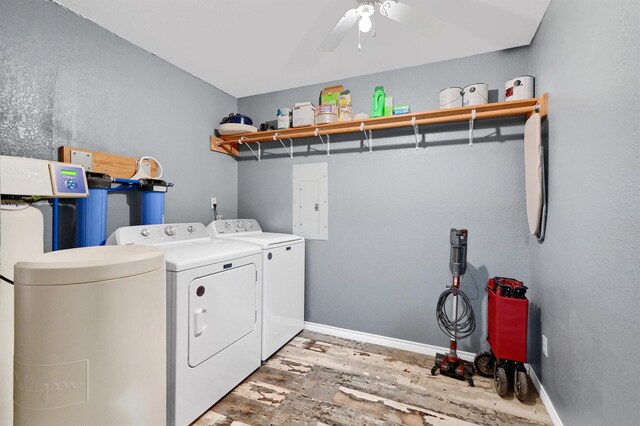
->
431, 228, 476, 386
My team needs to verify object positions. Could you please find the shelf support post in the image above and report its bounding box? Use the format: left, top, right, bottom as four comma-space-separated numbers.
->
240, 136, 261, 162
360, 123, 373, 153
411, 116, 420, 150
273, 133, 293, 160
314, 128, 330, 156
468, 109, 477, 147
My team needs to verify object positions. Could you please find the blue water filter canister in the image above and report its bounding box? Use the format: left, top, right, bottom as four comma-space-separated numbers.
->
76, 173, 111, 247
140, 179, 168, 225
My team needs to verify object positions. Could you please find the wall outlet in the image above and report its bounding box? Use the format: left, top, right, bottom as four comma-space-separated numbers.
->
210, 197, 217, 209
542, 335, 548, 358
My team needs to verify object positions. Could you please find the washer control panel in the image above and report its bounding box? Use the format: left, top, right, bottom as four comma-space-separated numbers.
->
210, 219, 261, 236
106, 223, 209, 245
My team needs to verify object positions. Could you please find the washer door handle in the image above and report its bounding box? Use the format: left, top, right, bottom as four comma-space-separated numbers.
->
194, 308, 208, 337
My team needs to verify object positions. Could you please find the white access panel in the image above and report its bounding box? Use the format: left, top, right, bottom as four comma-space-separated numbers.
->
188, 265, 257, 367
262, 242, 305, 359
293, 163, 328, 240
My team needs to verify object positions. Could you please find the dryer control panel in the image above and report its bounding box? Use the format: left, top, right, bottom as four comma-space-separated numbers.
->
210, 219, 261, 236
106, 223, 210, 246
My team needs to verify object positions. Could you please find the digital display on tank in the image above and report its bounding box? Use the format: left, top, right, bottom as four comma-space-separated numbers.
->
49, 163, 88, 197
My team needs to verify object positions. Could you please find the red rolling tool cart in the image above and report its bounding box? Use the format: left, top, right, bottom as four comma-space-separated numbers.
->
474, 277, 530, 401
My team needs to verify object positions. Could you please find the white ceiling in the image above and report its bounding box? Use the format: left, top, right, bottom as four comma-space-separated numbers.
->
54, 0, 551, 98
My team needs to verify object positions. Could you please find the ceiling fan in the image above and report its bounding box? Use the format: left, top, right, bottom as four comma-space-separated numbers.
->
319, 0, 439, 51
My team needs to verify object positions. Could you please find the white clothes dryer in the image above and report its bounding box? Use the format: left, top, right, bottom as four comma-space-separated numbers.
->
107, 223, 262, 426
207, 219, 304, 361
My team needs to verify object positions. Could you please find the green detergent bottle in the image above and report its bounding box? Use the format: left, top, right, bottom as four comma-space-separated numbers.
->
371, 86, 386, 118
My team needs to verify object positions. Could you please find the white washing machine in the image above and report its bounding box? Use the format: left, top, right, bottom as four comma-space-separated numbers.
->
207, 219, 304, 361
107, 223, 262, 426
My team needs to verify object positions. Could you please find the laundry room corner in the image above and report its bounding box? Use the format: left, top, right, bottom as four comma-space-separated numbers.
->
236, 47, 533, 356
0, 0, 240, 251
3, 0, 639, 424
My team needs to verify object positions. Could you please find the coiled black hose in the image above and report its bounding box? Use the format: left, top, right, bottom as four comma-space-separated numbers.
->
436, 288, 476, 339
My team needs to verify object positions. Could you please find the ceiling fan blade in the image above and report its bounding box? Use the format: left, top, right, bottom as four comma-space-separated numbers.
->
379, 0, 445, 38
318, 8, 358, 52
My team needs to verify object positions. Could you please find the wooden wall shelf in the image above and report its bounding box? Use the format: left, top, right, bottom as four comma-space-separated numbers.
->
210, 93, 547, 158
59, 146, 159, 178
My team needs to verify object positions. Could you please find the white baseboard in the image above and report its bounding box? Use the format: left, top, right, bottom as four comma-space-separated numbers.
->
304, 321, 563, 426
527, 364, 564, 426
303, 321, 476, 362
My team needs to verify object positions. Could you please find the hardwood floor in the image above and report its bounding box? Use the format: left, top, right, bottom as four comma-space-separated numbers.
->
193, 331, 552, 426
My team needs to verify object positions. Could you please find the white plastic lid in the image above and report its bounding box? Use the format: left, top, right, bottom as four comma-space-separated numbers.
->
224, 232, 304, 249
14, 245, 165, 286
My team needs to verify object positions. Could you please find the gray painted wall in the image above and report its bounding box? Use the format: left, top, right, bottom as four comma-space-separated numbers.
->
238, 49, 532, 353
528, 0, 640, 424
5, 0, 638, 422
0, 0, 238, 250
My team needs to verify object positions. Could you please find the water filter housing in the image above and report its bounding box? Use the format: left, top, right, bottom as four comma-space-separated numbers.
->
75, 173, 111, 247
140, 179, 168, 225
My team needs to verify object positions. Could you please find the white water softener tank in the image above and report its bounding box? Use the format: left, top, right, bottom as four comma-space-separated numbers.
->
0, 201, 44, 426
13, 245, 166, 425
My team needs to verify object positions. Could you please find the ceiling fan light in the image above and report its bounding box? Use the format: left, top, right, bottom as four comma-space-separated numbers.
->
358, 15, 372, 33
356, 3, 374, 18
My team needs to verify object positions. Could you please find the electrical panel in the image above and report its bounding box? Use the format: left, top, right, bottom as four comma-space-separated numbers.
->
292, 163, 328, 240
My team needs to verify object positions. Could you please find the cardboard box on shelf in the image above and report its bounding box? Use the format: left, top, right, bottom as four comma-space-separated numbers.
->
293, 102, 315, 127
320, 85, 344, 106
337, 91, 352, 121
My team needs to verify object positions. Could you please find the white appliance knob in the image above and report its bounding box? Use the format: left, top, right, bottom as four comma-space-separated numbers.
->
224, 221, 231, 229
187, 225, 195, 233
140, 228, 151, 237
247, 221, 254, 228
164, 225, 176, 236
236, 220, 243, 227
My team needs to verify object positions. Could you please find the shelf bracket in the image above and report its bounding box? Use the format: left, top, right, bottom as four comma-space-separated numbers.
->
240, 136, 261, 161
273, 133, 293, 159
411, 116, 420, 150
360, 123, 373, 153
314, 128, 330, 156
468, 109, 477, 147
